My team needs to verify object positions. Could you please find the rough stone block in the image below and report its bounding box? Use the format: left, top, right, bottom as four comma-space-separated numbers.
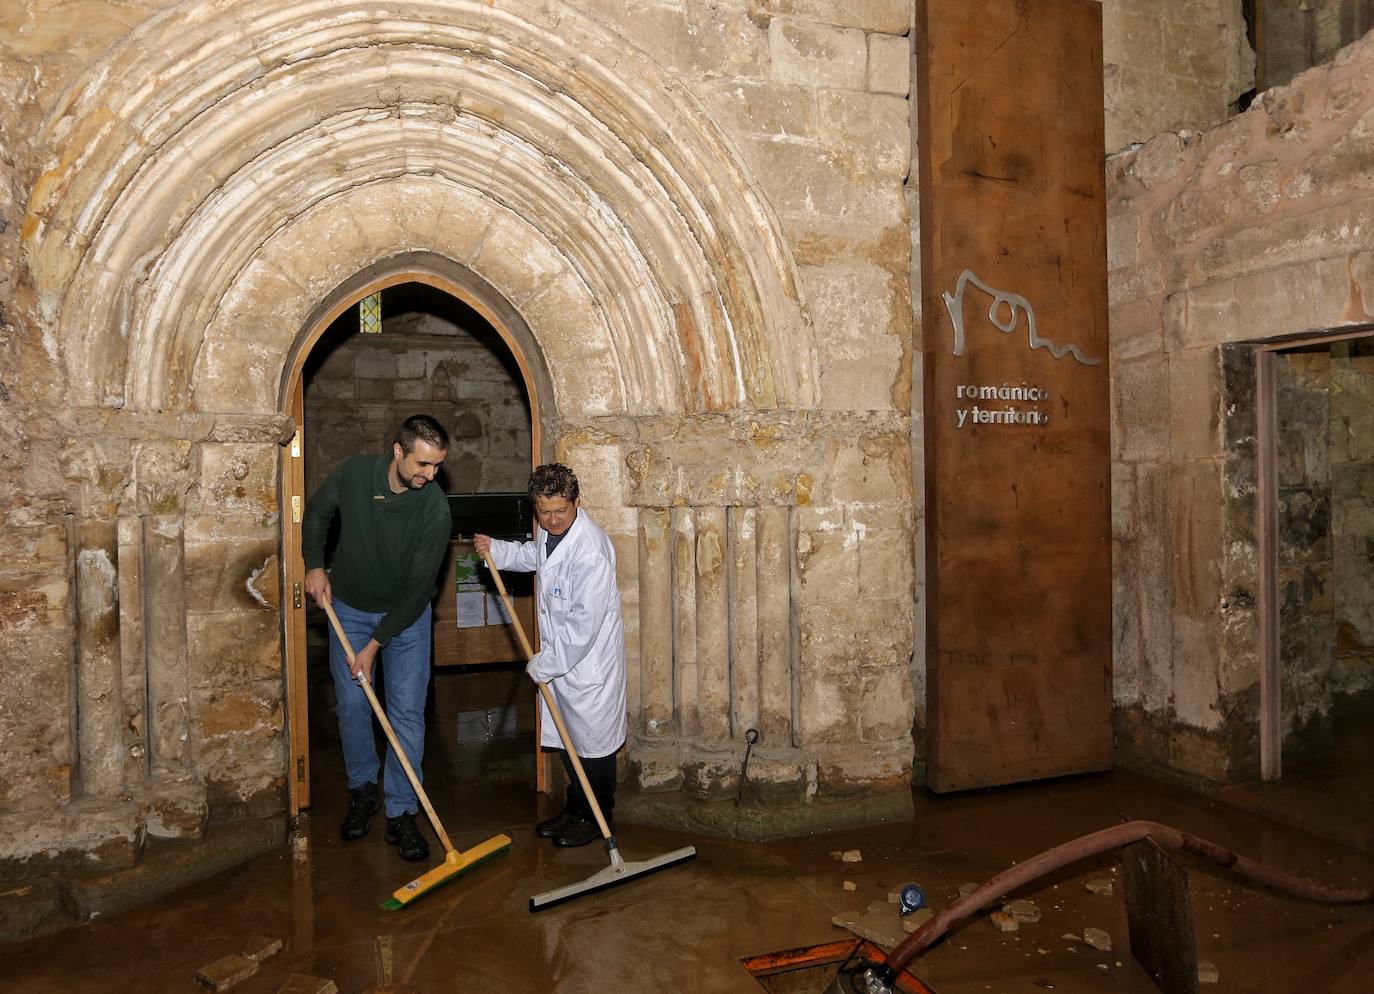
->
815, 742, 910, 796
1109, 296, 1165, 363
145, 778, 208, 841
867, 33, 910, 96
1168, 347, 1220, 460
1182, 255, 1358, 349
768, 18, 867, 91
815, 89, 910, 179
185, 538, 279, 614
858, 666, 915, 741
187, 609, 282, 687
1106, 210, 1139, 273
762, 0, 911, 33
681, 757, 738, 800
1113, 354, 1169, 462
196, 954, 259, 992
195, 443, 278, 516
629, 750, 684, 794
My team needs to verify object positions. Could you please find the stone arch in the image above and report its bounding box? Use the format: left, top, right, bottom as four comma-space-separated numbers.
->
24, 0, 817, 418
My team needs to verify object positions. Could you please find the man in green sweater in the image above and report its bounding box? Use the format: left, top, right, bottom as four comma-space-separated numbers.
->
302, 414, 452, 861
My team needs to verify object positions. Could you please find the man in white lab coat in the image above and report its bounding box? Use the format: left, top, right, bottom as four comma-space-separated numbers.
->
474, 463, 626, 847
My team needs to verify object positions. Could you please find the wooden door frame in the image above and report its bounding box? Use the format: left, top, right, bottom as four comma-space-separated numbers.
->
279, 253, 551, 815
1255, 325, 1374, 782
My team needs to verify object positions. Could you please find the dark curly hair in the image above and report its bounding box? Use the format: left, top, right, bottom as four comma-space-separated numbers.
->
528, 463, 579, 502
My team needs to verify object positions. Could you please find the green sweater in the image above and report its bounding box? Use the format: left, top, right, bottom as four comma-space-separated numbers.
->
302, 454, 451, 647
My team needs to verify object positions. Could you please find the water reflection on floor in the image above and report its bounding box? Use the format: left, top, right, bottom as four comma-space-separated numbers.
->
7, 771, 1373, 994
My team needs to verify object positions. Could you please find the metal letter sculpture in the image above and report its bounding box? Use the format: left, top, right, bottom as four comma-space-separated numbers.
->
942, 269, 1100, 366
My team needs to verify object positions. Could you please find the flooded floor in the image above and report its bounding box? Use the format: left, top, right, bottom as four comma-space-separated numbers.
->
7, 769, 1373, 994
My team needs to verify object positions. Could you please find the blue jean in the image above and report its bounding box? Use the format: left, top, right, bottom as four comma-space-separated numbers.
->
328, 598, 431, 818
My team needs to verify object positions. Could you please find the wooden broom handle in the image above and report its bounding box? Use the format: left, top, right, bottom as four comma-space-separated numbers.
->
483, 551, 614, 841
321, 600, 455, 855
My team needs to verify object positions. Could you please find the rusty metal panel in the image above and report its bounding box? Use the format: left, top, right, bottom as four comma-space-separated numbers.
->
1124, 841, 1200, 994
917, 0, 1113, 791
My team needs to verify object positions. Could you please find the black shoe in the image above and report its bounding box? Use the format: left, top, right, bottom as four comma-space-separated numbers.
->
385, 813, 430, 862
553, 816, 605, 848
535, 810, 575, 839
340, 783, 380, 841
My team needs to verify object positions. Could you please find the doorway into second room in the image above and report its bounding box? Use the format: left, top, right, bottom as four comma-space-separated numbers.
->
300, 280, 538, 832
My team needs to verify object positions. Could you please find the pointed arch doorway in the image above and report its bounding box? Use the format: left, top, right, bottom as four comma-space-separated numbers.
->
279, 253, 553, 815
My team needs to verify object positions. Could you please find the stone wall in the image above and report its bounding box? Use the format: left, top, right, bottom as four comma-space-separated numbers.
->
1258, 0, 1374, 91
0, 0, 916, 932
1102, 0, 1255, 152
304, 311, 531, 497
1107, 28, 1374, 783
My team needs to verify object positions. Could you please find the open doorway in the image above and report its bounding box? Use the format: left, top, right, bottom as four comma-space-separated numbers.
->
280, 269, 545, 819
1236, 329, 1374, 849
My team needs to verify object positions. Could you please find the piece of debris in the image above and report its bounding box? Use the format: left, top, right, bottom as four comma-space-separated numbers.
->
277, 977, 338, 994
1198, 961, 1220, 984
1082, 927, 1112, 952
843, 880, 858, 891
1036, 948, 1050, 955
990, 911, 1019, 932
1061, 933, 1080, 941
1084, 877, 1113, 896
958, 882, 978, 899
1032, 979, 1054, 989
1096, 963, 1109, 971
196, 954, 259, 992
901, 909, 934, 933
841, 849, 862, 863
830, 851, 843, 860
1003, 899, 1041, 923
832, 901, 906, 948
243, 936, 283, 962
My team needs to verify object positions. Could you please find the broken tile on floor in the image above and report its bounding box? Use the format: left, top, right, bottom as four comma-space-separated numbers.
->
901, 908, 934, 933
195, 954, 259, 992
243, 935, 283, 962
1003, 899, 1041, 923
1082, 927, 1112, 951
991, 911, 1019, 932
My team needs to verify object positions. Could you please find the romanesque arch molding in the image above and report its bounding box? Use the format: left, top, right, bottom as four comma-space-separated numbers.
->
24, 0, 817, 417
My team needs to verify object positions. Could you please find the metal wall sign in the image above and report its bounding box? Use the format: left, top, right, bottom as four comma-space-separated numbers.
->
917, 0, 1113, 792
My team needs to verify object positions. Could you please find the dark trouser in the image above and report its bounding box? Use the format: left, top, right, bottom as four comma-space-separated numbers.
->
557, 749, 617, 824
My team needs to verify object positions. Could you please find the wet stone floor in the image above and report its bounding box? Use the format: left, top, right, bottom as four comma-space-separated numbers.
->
7, 770, 1373, 994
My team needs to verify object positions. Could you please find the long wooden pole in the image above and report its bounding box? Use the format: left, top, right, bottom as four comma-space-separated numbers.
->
483, 551, 614, 841
321, 600, 455, 854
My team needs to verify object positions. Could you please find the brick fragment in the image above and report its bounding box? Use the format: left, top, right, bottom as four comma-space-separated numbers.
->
195, 954, 259, 992
243, 935, 283, 962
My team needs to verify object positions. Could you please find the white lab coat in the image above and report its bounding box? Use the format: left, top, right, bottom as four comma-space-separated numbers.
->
488, 511, 627, 758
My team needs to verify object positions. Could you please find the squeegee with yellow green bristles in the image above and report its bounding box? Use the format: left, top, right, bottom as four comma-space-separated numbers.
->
323, 601, 511, 910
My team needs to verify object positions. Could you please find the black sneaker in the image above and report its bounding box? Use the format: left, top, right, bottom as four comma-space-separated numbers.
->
340, 783, 380, 841
553, 816, 604, 848
535, 810, 575, 839
385, 812, 430, 862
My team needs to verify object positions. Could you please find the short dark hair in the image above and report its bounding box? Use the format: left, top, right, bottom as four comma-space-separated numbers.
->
395, 414, 449, 453
528, 463, 579, 502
